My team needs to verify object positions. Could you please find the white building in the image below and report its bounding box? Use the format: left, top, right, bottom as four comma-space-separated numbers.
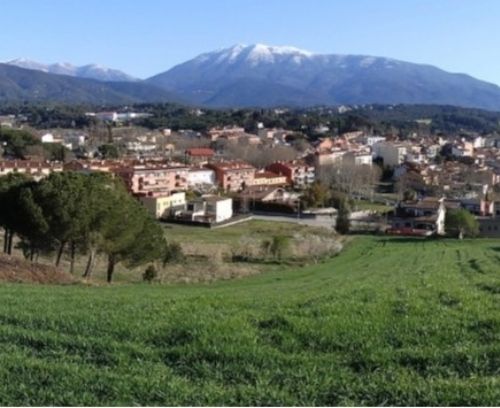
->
364, 135, 386, 147
185, 196, 233, 223
94, 112, 118, 122
374, 142, 408, 167
343, 151, 373, 166
187, 168, 216, 188
139, 192, 186, 219
41, 133, 54, 143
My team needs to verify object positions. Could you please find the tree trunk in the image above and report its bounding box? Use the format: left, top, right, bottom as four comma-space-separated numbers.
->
3, 229, 8, 253
83, 247, 96, 278
106, 255, 116, 283
55, 241, 66, 267
29, 244, 35, 263
7, 232, 13, 255
69, 241, 76, 274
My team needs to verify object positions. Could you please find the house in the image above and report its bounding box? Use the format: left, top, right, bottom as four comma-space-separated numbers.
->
445, 197, 495, 217
251, 171, 288, 187
477, 217, 500, 237
239, 186, 300, 204
206, 126, 246, 141
185, 147, 215, 164
207, 161, 255, 192
115, 164, 189, 196
0, 160, 63, 180
139, 192, 186, 219
389, 197, 446, 236
182, 195, 233, 223
313, 150, 346, 167
266, 160, 315, 189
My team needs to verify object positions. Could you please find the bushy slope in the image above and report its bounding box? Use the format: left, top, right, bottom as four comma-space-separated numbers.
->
0, 236, 498, 405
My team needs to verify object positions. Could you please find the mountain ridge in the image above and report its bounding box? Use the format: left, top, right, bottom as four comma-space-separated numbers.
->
147, 44, 500, 110
0, 63, 180, 105
5, 58, 137, 82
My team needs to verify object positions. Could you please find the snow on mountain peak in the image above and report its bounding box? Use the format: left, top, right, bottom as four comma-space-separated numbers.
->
209, 43, 314, 65
4, 59, 135, 81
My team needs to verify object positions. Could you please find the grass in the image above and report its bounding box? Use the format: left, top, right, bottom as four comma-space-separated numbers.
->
353, 199, 393, 213
3, 220, 333, 284
0, 236, 499, 405
161, 219, 331, 244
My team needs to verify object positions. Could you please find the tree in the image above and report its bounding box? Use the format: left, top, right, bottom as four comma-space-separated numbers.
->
0, 173, 33, 254
269, 235, 290, 261
301, 181, 330, 209
13, 185, 52, 262
0, 128, 40, 159
97, 182, 166, 283
336, 199, 351, 234
445, 209, 479, 239
97, 144, 120, 159
34, 172, 89, 268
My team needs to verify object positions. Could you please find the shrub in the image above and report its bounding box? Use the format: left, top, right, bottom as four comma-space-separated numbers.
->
163, 242, 184, 265
336, 200, 351, 234
270, 235, 290, 260
143, 265, 157, 282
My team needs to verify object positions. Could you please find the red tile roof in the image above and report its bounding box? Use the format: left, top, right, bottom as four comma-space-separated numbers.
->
185, 148, 215, 157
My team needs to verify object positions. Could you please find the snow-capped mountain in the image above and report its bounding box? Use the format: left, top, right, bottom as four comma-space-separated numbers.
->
5, 58, 137, 82
147, 44, 500, 110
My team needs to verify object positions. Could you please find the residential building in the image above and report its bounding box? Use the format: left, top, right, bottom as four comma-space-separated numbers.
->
116, 164, 189, 196
342, 151, 373, 166
389, 197, 446, 236
252, 171, 287, 187
187, 168, 216, 188
373, 142, 408, 167
139, 192, 186, 219
183, 196, 233, 223
207, 161, 255, 192
0, 160, 63, 180
266, 160, 315, 189
185, 147, 215, 164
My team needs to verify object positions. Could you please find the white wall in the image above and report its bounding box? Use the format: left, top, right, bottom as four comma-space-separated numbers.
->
187, 169, 216, 187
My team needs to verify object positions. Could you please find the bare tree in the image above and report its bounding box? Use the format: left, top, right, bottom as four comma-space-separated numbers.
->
319, 162, 381, 199
223, 143, 297, 168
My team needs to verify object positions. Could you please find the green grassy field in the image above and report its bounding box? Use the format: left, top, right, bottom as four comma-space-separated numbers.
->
0, 236, 499, 405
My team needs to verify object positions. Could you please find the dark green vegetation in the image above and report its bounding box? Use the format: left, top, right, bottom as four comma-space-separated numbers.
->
3, 102, 500, 137
0, 236, 498, 405
0, 172, 165, 282
445, 208, 480, 238
0, 127, 69, 160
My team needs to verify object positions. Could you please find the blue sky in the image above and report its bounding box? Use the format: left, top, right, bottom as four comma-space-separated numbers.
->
1, 0, 499, 83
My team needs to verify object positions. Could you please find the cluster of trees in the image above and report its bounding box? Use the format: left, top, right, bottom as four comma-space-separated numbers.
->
3, 102, 500, 139
0, 103, 95, 129
0, 172, 167, 282
0, 128, 70, 161
318, 162, 382, 200
300, 182, 353, 234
